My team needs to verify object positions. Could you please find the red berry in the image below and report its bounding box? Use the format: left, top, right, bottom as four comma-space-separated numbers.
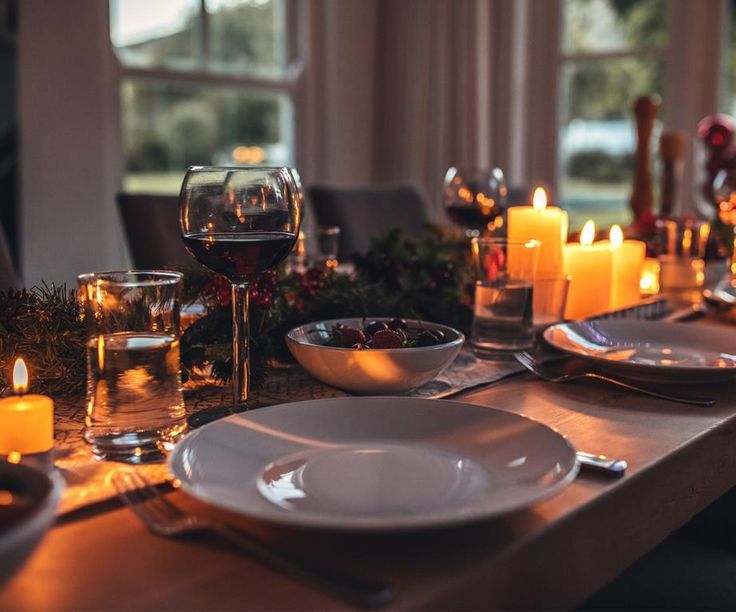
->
372, 329, 404, 349
366, 320, 389, 337
336, 326, 366, 347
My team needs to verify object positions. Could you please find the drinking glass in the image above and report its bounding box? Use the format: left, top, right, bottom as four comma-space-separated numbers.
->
444, 167, 507, 236
471, 238, 540, 355
652, 219, 709, 308
533, 276, 571, 327
179, 166, 301, 406
316, 225, 341, 268
77, 270, 186, 462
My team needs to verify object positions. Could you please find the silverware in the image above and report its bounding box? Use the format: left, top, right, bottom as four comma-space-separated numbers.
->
576, 451, 627, 477
514, 351, 715, 407
112, 470, 395, 610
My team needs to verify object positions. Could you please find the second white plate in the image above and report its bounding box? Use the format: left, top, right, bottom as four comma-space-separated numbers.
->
169, 397, 578, 531
544, 320, 736, 383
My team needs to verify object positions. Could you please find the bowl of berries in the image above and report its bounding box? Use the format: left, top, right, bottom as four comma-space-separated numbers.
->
286, 317, 464, 394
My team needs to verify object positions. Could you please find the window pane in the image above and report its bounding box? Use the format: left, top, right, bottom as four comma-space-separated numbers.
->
562, 0, 668, 55
558, 57, 664, 230
206, 0, 287, 77
110, 0, 202, 70
721, 0, 736, 115
121, 79, 292, 193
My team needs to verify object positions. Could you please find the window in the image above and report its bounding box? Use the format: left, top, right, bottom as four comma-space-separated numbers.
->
109, 0, 300, 193
558, 0, 668, 231
722, 0, 736, 115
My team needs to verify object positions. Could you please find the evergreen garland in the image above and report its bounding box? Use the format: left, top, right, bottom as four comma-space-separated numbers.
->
0, 228, 473, 397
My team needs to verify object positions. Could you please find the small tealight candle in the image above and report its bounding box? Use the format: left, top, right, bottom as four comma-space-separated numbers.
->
0, 359, 54, 457
607, 225, 646, 310
507, 187, 568, 277
563, 220, 613, 319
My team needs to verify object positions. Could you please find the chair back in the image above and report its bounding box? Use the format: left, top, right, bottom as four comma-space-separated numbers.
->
117, 193, 190, 269
0, 226, 17, 289
307, 184, 429, 256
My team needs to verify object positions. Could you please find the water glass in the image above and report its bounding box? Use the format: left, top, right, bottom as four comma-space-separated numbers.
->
316, 225, 341, 267
658, 255, 705, 308
533, 276, 571, 326
77, 271, 186, 463
471, 238, 540, 355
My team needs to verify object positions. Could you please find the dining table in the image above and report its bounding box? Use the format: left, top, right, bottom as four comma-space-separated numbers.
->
2, 313, 736, 611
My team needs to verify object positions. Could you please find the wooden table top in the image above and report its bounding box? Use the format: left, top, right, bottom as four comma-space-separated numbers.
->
3, 320, 736, 610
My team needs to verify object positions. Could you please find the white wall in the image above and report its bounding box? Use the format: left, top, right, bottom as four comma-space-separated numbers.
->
18, 0, 125, 287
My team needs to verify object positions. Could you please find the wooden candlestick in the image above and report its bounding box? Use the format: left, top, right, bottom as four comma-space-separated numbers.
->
629, 95, 661, 219
659, 131, 685, 218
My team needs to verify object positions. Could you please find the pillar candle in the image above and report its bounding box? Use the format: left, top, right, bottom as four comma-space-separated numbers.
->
507, 187, 568, 277
606, 225, 646, 310
563, 220, 613, 319
0, 359, 54, 455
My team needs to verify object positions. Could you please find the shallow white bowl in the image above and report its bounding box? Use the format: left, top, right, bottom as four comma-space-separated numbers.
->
0, 462, 62, 584
286, 317, 464, 394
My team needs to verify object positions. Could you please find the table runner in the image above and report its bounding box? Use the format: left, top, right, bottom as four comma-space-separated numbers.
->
54, 349, 524, 515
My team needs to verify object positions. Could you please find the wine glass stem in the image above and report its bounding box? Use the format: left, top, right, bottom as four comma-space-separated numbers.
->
232, 282, 250, 406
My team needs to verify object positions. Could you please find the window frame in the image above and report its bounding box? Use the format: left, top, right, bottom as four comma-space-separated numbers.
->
110, 0, 307, 183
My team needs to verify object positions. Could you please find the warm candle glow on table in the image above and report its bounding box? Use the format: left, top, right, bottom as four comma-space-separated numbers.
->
507, 187, 568, 276
0, 358, 54, 456
640, 258, 661, 295
563, 220, 613, 319
606, 225, 646, 310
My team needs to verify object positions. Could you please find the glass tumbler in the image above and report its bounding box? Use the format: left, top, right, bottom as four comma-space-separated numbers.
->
77, 270, 187, 463
316, 225, 341, 268
471, 238, 540, 355
533, 276, 571, 327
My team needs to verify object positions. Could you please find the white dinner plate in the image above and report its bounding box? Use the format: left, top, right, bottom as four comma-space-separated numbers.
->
169, 397, 578, 531
543, 320, 736, 384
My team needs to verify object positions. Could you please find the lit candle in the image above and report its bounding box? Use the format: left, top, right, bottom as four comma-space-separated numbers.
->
507, 187, 568, 276
0, 359, 54, 457
563, 220, 613, 319
606, 225, 646, 310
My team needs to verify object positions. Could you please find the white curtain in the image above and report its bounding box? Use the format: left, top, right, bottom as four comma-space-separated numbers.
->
370, 0, 492, 219
304, 0, 493, 221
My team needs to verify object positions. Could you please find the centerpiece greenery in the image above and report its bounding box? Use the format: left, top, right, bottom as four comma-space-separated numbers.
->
0, 228, 473, 397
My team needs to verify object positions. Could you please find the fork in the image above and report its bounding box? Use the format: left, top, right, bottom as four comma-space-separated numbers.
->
112, 470, 395, 610
514, 352, 715, 407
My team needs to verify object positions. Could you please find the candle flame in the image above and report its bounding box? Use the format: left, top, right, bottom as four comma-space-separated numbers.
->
13, 358, 28, 394
580, 220, 596, 247
610, 224, 623, 249
532, 187, 547, 211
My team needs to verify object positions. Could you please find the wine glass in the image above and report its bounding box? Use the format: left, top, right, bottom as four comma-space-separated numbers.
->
443, 167, 507, 236
179, 166, 302, 406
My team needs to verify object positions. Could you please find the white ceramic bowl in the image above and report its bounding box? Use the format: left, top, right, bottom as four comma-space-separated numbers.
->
286, 317, 464, 394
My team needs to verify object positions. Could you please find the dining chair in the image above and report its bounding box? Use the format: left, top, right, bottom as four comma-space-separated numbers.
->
117, 193, 191, 269
0, 225, 18, 289
307, 184, 430, 256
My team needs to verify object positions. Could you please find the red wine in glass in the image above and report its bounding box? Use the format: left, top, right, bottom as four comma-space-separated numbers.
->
183, 232, 297, 283
443, 167, 507, 235
444, 204, 501, 233
179, 166, 302, 408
